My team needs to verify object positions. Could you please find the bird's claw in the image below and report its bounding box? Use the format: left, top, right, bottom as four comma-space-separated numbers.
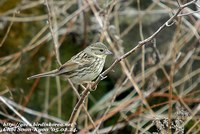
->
100, 74, 107, 80
90, 84, 97, 91
90, 82, 97, 91
85, 82, 97, 91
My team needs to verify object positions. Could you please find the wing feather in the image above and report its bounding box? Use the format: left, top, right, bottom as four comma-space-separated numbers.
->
58, 58, 91, 75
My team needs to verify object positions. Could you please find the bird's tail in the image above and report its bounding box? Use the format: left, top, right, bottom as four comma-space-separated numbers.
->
27, 69, 60, 80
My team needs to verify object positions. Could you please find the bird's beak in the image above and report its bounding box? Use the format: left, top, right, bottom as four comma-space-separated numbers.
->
106, 50, 113, 55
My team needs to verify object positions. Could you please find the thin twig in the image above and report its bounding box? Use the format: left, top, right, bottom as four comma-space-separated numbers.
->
0, 96, 42, 134
0, 13, 15, 47
45, 0, 62, 65
67, 79, 96, 130
0, 96, 66, 123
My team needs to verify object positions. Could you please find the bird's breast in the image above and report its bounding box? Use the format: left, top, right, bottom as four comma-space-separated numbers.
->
70, 57, 105, 84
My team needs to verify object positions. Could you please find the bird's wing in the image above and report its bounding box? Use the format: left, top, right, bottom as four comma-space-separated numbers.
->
58, 58, 91, 74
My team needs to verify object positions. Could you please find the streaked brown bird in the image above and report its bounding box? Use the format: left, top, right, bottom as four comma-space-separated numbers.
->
27, 42, 112, 84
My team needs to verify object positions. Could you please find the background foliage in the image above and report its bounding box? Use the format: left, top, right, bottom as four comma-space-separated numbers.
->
0, 0, 200, 133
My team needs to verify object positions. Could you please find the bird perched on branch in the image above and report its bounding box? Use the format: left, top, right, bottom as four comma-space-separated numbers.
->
27, 42, 112, 84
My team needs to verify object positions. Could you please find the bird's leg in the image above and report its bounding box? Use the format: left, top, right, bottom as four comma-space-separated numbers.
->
99, 74, 107, 80
80, 82, 97, 96
87, 82, 97, 91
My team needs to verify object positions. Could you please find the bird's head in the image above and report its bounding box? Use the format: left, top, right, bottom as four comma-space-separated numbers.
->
85, 42, 112, 58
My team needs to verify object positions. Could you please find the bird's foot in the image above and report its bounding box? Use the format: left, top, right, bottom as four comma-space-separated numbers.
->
99, 74, 107, 80
86, 82, 97, 91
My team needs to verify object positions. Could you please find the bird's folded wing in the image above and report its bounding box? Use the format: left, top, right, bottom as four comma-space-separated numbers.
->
58, 59, 91, 74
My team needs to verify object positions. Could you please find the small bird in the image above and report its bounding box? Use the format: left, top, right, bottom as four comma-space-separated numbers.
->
27, 42, 112, 84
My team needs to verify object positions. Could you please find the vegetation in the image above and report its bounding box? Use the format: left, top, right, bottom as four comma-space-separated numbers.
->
0, 0, 199, 133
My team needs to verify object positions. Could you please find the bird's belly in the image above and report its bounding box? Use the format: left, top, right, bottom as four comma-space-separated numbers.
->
70, 73, 96, 84
70, 60, 105, 84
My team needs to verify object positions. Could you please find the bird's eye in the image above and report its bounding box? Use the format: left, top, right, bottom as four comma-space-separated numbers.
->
99, 49, 104, 52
